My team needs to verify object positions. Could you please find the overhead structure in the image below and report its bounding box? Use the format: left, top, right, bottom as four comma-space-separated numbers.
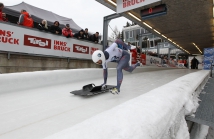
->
96, 0, 214, 55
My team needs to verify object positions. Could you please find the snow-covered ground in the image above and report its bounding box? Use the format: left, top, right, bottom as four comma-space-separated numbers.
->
0, 67, 209, 139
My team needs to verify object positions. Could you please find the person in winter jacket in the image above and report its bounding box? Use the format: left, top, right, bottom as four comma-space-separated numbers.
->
37, 19, 49, 31
17, 9, 34, 28
62, 24, 73, 38
89, 32, 99, 43
49, 21, 62, 35
74, 29, 84, 40
1, 13, 8, 22
0, 3, 7, 22
83, 28, 90, 40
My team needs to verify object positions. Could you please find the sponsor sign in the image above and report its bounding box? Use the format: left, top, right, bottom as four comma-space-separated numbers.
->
203, 48, 214, 70
146, 55, 161, 66
24, 35, 51, 49
0, 23, 101, 60
0, 29, 19, 45
73, 44, 89, 54
117, 0, 161, 13
54, 40, 70, 52
141, 54, 146, 65
91, 47, 99, 55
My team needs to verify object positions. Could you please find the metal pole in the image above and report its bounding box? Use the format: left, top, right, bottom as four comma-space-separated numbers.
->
139, 34, 142, 54
211, 61, 213, 77
157, 44, 160, 58
146, 40, 148, 55
103, 13, 121, 51
168, 48, 171, 60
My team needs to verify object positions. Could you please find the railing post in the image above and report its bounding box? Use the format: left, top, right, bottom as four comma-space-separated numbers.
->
210, 61, 213, 77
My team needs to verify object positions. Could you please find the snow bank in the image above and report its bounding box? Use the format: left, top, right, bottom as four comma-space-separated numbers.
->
44, 70, 209, 139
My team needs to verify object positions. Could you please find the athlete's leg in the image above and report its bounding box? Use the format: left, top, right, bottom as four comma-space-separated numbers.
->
116, 51, 131, 91
122, 51, 140, 73
115, 39, 131, 50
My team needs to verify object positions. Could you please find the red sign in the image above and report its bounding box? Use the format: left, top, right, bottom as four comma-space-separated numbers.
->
91, 47, 99, 55
141, 54, 146, 65
73, 44, 89, 54
24, 35, 51, 49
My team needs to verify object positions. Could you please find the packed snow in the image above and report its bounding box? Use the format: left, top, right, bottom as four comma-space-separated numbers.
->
0, 68, 210, 139
44, 70, 210, 139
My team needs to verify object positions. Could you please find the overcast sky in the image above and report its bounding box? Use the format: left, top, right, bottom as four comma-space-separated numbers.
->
1, 0, 131, 37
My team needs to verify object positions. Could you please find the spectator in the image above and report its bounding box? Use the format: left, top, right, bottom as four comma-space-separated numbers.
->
2, 13, 8, 22
74, 29, 84, 40
49, 21, 62, 35
83, 28, 90, 40
0, 2, 5, 21
136, 46, 141, 62
184, 59, 187, 67
0, 3, 8, 22
62, 24, 73, 38
191, 57, 199, 69
17, 9, 34, 28
90, 32, 99, 43
127, 42, 131, 50
37, 19, 49, 31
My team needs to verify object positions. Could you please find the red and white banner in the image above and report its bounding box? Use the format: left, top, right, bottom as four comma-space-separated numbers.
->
117, 0, 161, 13
0, 22, 101, 60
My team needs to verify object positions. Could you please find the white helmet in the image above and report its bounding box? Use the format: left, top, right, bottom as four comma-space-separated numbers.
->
92, 50, 105, 65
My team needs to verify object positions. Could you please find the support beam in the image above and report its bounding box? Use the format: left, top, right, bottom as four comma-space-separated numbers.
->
138, 34, 142, 54
103, 13, 121, 51
7, 52, 10, 60
168, 48, 172, 60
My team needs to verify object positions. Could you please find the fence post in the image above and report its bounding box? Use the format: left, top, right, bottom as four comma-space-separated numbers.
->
210, 61, 213, 77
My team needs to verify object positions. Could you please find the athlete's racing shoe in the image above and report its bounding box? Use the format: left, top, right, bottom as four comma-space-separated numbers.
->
110, 87, 120, 94
136, 61, 143, 67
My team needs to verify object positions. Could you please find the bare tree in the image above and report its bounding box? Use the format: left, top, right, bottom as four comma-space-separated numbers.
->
110, 26, 120, 39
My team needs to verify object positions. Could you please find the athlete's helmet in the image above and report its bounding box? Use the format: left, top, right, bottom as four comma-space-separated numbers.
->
92, 50, 105, 65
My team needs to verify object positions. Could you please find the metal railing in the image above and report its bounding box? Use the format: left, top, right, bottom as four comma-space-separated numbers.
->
210, 61, 213, 77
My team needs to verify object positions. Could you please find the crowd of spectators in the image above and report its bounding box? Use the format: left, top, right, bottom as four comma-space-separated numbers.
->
0, 2, 100, 44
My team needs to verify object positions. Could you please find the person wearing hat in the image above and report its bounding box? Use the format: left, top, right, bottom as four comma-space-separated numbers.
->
74, 29, 84, 40
62, 24, 73, 38
83, 28, 90, 40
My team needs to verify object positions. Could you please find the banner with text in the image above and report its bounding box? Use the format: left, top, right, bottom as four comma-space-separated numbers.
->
0, 23, 100, 60
203, 48, 214, 70
146, 55, 161, 66
117, 0, 161, 13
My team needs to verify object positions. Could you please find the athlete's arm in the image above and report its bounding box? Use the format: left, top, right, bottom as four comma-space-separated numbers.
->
102, 61, 108, 84
103, 68, 108, 84
108, 43, 118, 51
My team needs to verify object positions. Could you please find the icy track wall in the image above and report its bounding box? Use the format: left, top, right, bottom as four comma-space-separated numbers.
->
44, 70, 210, 139
0, 68, 144, 93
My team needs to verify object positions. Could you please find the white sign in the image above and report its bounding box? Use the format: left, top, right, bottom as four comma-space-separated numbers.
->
117, 0, 161, 13
146, 55, 161, 66
0, 22, 101, 60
